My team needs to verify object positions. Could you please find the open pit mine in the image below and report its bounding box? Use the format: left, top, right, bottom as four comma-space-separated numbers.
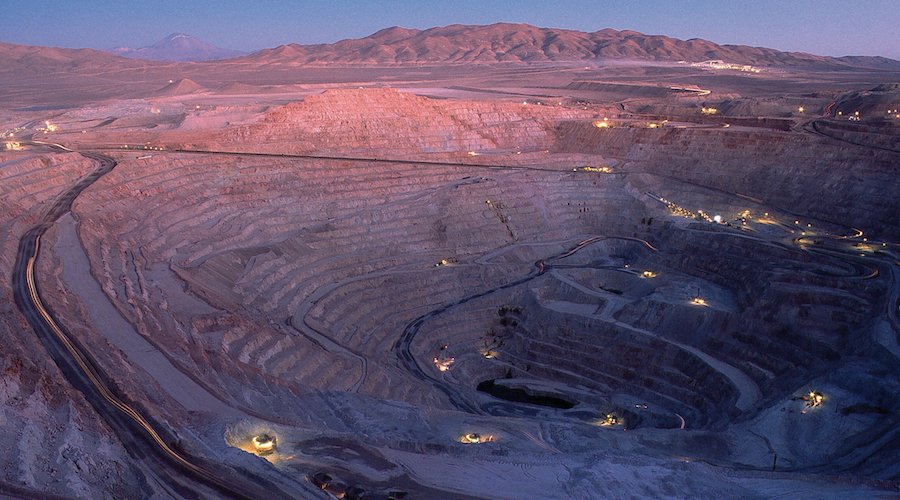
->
2, 24, 900, 500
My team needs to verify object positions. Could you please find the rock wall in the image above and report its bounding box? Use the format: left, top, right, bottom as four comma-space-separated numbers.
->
555, 122, 900, 240
0, 153, 151, 499
169, 88, 594, 157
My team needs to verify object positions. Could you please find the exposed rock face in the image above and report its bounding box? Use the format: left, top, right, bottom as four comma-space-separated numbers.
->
832, 85, 900, 119
173, 87, 590, 156
0, 154, 152, 499
554, 122, 900, 240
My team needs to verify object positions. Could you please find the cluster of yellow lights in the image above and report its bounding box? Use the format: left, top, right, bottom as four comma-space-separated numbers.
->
4, 141, 23, 151
701, 107, 718, 115
642, 270, 657, 278
598, 414, 619, 426
461, 433, 494, 443
691, 297, 707, 306
593, 119, 610, 128
433, 356, 454, 372
670, 206, 694, 218
807, 392, 823, 407
689, 60, 761, 73
800, 391, 824, 415
251, 434, 276, 456
572, 166, 611, 173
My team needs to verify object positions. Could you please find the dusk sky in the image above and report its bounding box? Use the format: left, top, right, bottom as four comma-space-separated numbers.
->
3, 0, 899, 60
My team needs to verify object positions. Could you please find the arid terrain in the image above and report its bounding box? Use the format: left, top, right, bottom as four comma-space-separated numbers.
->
2, 24, 900, 500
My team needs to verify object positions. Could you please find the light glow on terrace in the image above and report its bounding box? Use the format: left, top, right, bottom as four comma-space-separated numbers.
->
594, 414, 621, 427
460, 433, 494, 443
433, 356, 454, 371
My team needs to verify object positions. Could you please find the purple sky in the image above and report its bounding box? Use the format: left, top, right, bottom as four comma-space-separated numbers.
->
3, 0, 899, 60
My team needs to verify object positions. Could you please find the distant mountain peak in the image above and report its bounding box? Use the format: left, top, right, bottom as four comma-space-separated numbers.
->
109, 33, 246, 62
157, 33, 192, 43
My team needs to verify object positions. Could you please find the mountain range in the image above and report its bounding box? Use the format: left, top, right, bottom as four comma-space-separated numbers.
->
2, 23, 899, 72
242, 23, 900, 69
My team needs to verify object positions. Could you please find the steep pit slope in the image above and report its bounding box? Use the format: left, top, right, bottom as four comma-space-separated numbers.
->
171, 87, 591, 156
833, 84, 900, 118
810, 85, 900, 152
0, 152, 158, 499
555, 123, 900, 240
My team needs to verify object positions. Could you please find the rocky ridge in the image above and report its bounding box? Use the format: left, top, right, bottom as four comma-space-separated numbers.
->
241, 23, 900, 68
